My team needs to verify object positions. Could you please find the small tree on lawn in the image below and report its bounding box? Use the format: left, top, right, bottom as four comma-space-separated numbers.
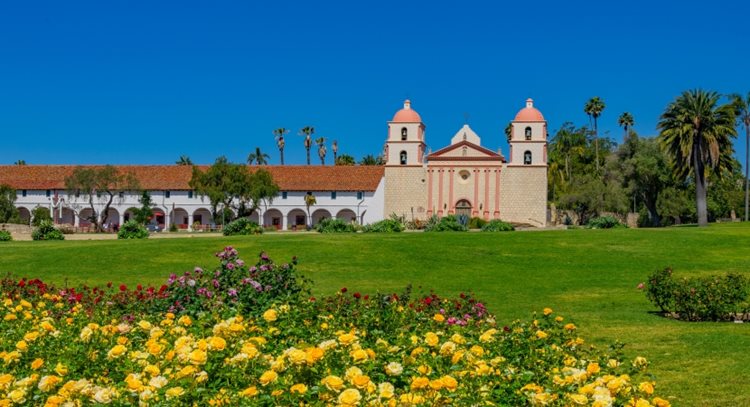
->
133, 191, 154, 225
0, 184, 21, 224
31, 207, 52, 227
64, 166, 140, 232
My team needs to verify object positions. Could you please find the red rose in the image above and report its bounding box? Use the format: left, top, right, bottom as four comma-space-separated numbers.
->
119, 284, 127, 292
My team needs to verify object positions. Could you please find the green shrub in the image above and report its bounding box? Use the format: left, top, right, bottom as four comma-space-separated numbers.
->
481, 219, 515, 232
424, 215, 468, 232
117, 220, 149, 239
31, 220, 64, 241
645, 267, 748, 321
0, 230, 11, 241
587, 215, 625, 229
362, 219, 405, 233
31, 207, 52, 227
168, 223, 178, 232
315, 218, 357, 233
223, 217, 263, 236
468, 217, 487, 229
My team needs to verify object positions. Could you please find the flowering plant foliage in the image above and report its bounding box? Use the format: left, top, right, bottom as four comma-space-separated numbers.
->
0, 248, 671, 406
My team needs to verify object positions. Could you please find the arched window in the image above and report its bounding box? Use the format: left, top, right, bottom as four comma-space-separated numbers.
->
524, 151, 532, 165
401, 127, 408, 141
525, 127, 532, 140
400, 151, 407, 165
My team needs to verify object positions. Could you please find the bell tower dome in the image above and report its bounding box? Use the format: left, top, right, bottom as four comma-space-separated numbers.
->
384, 99, 427, 166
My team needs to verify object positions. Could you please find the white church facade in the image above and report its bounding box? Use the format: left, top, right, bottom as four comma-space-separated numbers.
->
0, 99, 548, 230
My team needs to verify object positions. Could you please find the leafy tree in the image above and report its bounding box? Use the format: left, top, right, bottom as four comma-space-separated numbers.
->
64, 166, 140, 232
359, 154, 384, 166
707, 159, 746, 220
304, 193, 316, 228
618, 112, 635, 141
176, 155, 193, 165
190, 157, 249, 221
273, 128, 289, 165
14, 160, 26, 166
299, 126, 315, 165
557, 174, 626, 225
584, 97, 606, 171
249, 169, 280, 215
31, 207, 52, 227
316, 137, 326, 165
614, 134, 671, 226
731, 92, 750, 221
335, 154, 356, 166
658, 90, 737, 226
133, 191, 154, 225
657, 186, 694, 225
247, 147, 270, 165
0, 184, 21, 224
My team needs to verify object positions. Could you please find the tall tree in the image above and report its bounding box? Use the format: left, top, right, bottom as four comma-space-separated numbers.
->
189, 157, 250, 220
304, 192, 316, 228
332, 140, 338, 162
615, 134, 671, 226
133, 191, 154, 225
335, 154, 355, 166
175, 155, 193, 165
299, 126, 315, 165
658, 89, 737, 226
64, 166, 140, 232
273, 128, 289, 165
0, 184, 21, 223
247, 147, 270, 165
617, 112, 635, 141
359, 154, 384, 166
316, 137, 327, 165
731, 92, 750, 221
249, 169, 280, 215
504, 122, 513, 142
584, 97, 606, 171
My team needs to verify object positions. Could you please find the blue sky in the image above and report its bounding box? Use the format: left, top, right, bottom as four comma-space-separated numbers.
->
1, 1, 748, 170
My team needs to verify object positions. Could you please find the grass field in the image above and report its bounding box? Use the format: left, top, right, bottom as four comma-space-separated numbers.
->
1, 224, 749, 406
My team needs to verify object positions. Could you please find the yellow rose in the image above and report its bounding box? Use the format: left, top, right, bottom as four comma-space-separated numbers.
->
378, 382, 395, 399
352, 375, 370, 389
241, 343, 259, 359
639, 381, 655, 395
543, 307, 553, 316
31, 358, 44, 370
262, 309, 278, 322
290, 383, 308, 394
287, 349, 307, 365
8, 388, 26, 404
565, 323, 577, 331
305, 347, 324, 364
208, 336, 226, 351
429, 379, 443, 391
188, 349, 207, 365
337, 388, 362, 406
178, 315, 192, 326
536, 330, 548, 340
54, 363, 68, 376
441, 375, 458, 391
38, 375, 61, 392
321, 375, 345, 391
107, 344, 127, 359
15, 340, 27, 352
338, 333, 357, 346
165, 387, 185, 398
350, 349, 369, 363
439, 341, 456, 356
385, 362, 403, 376
586, 362, 600, 375
633, 356, 648, 368
241, 386, 259, 397
410, 376, 429, 390
424, 332, 439, 347
0, 374, 13, 390
259, 370, 278, 386
568, 393, 588, 405
433, 313, 445, 322
652, 397, 671, 407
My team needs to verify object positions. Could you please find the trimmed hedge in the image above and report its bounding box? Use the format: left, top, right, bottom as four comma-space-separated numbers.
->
117, 220, 149, 239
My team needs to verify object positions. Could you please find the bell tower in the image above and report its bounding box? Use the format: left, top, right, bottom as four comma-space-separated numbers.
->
508, 98, 547, 166
384, 100, 426, 166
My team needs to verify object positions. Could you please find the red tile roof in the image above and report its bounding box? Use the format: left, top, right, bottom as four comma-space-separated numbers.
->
0, 165, 384, 192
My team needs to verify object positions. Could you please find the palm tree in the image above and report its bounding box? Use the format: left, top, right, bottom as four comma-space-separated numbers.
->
731, 93, 750, 222
504, 122, 513, 142
316, 137, 326, 165
584, 97, 606, 171
273, 128, 289, 165
618, 112, 635, 141
299, 126, 315, 165
304, 192, 316, 228
332, 140, 338, 162
247, 147, 270, 165
175, 155, 193, 165
658, 89, 737, 226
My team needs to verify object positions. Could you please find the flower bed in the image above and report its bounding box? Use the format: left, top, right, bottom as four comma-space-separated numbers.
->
0, 248, 671, 406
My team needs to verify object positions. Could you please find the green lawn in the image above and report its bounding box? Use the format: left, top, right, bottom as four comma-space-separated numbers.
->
1, 224, 749, 406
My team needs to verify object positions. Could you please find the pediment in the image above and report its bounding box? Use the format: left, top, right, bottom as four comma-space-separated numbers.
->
426, 140, 505, 161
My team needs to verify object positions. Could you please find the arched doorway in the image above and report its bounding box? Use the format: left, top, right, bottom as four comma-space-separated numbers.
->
455, 200, 472, 217
311, 209, 332, 226
336, 209, 357, 223
263, 209, 283, 230
17, 207, 31, 225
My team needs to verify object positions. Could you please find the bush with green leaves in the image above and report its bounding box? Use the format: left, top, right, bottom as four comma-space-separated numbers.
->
31, 207, 52, 227
31, 220, 65, 241
481, 219, 515, 232
168, 223, 178, 232
362, 218, 405, 233
424, 215, 468, 232
587, 215, 625, 229
0, 230, 12, 242
117, 220, 149, 239
223, 217, 263, 236
315, 218, 358, 233
468, 217, 487, 229
644, 267, 749, 321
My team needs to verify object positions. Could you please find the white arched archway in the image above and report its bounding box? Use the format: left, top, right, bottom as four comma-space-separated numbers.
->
263, 209, 283, 230
311, 209, 332, 226
17, 207, 31, 225
336, 209, 357, 223
287, 209, 307, 230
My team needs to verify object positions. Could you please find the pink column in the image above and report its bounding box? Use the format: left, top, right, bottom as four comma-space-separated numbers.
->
471, 168, 486, 216
427, 169, 433, 216
437, 169, 444, 216
447, 168, 455, 214
494, 169, 501, 218
484, 169, 490, 220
